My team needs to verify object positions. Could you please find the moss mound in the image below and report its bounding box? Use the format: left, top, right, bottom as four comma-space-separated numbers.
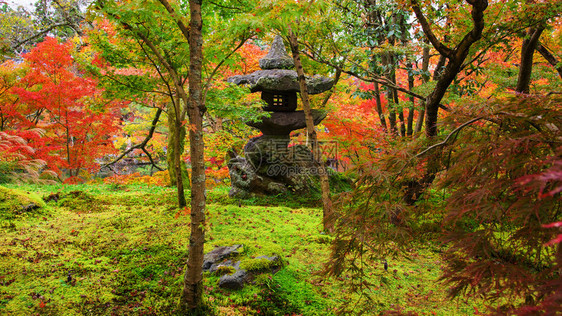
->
52, 191, 103, 213
0, 186, 46, 220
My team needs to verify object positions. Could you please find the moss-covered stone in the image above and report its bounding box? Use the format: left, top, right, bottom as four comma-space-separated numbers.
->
215, 265, 236, 276
53, 191, 103, 213
239, 256, 282, 272
0, 186, 46, 220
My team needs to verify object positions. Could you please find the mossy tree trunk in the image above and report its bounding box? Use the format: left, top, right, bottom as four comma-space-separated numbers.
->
166, 105, 190, 190
179, 0, 206, 312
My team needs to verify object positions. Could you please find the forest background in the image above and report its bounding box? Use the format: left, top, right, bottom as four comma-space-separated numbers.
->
1, 0, 562, 314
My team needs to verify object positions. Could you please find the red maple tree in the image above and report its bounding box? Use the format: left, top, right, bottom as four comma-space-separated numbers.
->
9, 37, 123, 180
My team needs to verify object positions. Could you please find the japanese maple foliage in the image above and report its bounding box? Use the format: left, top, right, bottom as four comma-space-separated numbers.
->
321, 79, 388, 169
434, 95, 562, 314
10, 37, 122, 180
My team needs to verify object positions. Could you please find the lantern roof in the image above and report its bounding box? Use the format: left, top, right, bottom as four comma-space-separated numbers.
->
227, 35, 333, 95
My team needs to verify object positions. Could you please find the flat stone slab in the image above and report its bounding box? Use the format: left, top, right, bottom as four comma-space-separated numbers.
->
228, 69, 333, 95
247, 110, 327, 135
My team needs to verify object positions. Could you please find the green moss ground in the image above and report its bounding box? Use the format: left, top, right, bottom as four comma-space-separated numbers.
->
0, 183, 480, 315
0, 186, 46, 221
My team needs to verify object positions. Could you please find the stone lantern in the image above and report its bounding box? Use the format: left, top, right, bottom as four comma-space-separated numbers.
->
226, 36, 334, 197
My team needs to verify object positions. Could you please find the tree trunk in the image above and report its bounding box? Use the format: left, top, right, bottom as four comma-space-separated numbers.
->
405, 0, 488, 204
167, 105, 190, 189
179, 0, 206, 312
406, 62, 415, 136
173, 117, 187, 208
516, 26, 544, 94
381, 53, 398, 135
414, 42, 430, 134
373, 82, 388, 131
288, 30, 335, 233
392, 77, 406, 137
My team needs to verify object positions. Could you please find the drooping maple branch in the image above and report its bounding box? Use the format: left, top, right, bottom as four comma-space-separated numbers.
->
101, 7, 187, 112
128, 23, 190, 121
102, 107, 164, 171
415, 116, 485, 158
102, 72, 171, 97
135, 38, 180, 116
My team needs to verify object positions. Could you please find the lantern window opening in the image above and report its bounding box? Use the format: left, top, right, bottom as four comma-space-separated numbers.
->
273, 95, 283, 106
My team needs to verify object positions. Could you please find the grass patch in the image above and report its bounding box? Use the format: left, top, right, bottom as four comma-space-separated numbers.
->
0, 183, 482, 315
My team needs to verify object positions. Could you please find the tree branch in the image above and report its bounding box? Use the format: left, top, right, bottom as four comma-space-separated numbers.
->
536, 43, 562, 79
156, 0, 191, 42
416, 116, 485, 157
102, 108, 163, 170
410, 0, 454, 59
302, 49, 450, 111
203, 35, 249, 101
13, 23, 71, 49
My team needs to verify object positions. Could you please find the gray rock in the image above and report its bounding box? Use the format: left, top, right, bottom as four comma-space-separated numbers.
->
22, 203, 40, 212
203, 245, 242, 271
218, 269, 248, 290
228, 154, 289, 198
256, 255, 281, 267
258, 35, 294, 70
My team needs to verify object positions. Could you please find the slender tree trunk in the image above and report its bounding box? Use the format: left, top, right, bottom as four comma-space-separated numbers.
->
387, 92, 398, 134
391, 73, 406, 137
169, 96, 187, 208
179, 0, 206, 312
516, 26, 544, 94
414, 42, 430, 134
373, 82, 388, 131
288, 30, 335, 233
173, 117, 187, 208
167, 104, 190, 189
381, 53, 398, 135
406, 62, 415, 136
